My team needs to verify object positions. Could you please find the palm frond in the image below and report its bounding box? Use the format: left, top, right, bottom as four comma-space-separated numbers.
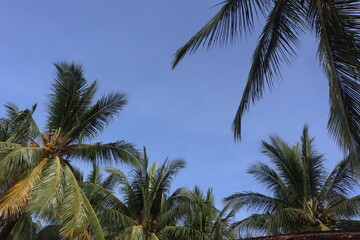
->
300, 125, 326, 200
0, 159, 47, 220
232, 214, 270, 238
28, 156, 63, 220
224, 192, 286, 214
3, 103, 40, 144
172, 0, 269, 68
261, 137, 305, 201
59, 164, 104, 240
336, 220, 360, 231
267, 208, 315, 235
81, 182, 131, 216
312, 0, 360, 154
160, 226, 206, 240
10, 214, 38, 240
233, 0, 305, 140
320, 156, 357, 203
46, 62, 97, 134
327, 195, 360, 218
118, 226, 146, 240
247, 162, 287, 199
71, 141, 139, 165
0, 147, 42, 183
68, 92, 128, 142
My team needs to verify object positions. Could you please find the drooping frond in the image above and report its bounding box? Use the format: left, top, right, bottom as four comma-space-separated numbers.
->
172, 0, 270, 68
328, 195, 360, 219
28, 156, 63, 220
81, 182, 132, 218
311, 0, 360, 154
247, 162, 287, 199
266, 208, 315, 235
224, 192, 287, 214
233, 0, 305, 140
59, 164, 104, 240
232, 214, 270, 238
0, 159, 47, 220
0, 147, 42, 183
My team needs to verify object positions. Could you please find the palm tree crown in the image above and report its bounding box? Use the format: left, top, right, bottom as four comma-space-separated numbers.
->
179, 186, 239, 240
225, 125, 360, 237
83, 147, 194, 240
172, 0, 360, 156
0, 62, 138, 239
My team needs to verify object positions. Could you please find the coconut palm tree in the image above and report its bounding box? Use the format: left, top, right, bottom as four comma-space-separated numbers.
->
178, 186, 238, 240
0, 104, 42, 240
172, 0, 360, 155
0, 62, 138, 240
225, 125, 360, 237
82, 147, 206, 240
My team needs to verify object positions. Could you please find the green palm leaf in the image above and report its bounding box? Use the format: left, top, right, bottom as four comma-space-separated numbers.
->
233, 0, 305, 140
312, 0, 360, 155
172, 0, 270, 68
71, 141, 138, 165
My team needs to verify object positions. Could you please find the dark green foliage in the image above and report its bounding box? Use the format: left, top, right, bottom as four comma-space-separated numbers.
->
173, 0, 360, 156
225, 125, 360, 237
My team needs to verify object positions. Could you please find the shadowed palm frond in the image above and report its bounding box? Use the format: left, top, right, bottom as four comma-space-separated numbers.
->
311, 0, 360, 155
233, 0, 305, 140
173, 0, 360, 154
172, 0, 270, 68
160, 226, 206, 240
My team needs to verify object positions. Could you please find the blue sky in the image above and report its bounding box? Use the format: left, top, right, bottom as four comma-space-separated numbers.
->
0, 0, 351, 216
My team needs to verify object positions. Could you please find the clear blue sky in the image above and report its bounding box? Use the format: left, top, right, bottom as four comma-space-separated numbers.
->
0, 0, 351, 216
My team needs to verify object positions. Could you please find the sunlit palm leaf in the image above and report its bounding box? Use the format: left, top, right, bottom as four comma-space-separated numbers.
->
59, 164, 104, 240
28, 156, 63, 219
0, 159, 47, 220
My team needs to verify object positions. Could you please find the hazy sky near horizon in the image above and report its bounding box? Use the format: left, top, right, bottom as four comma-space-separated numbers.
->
0, 0, 351, 214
